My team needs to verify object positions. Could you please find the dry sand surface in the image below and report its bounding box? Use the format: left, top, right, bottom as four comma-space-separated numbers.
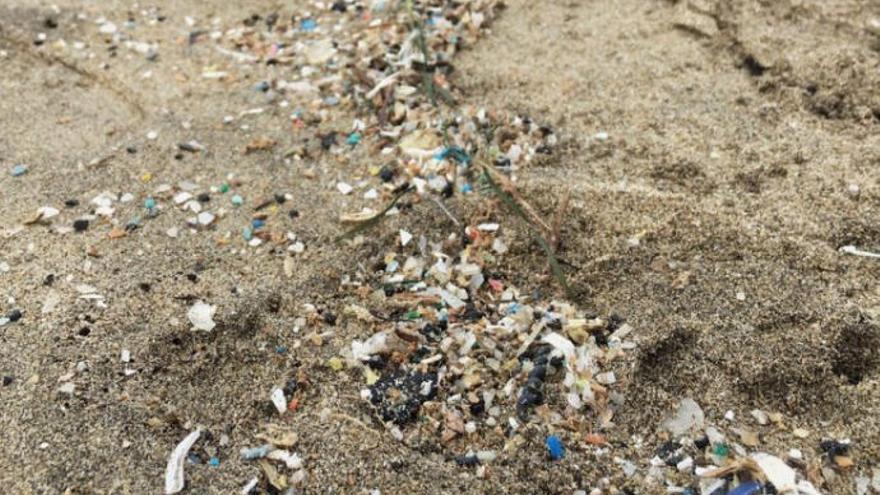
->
1, 0, 880, 494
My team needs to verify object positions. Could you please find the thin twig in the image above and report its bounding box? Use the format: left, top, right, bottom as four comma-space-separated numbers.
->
479, 163, 573, 297
481, 164, 553, 239
428, 195, 461, 226
335, 186, 412, 243
551, 189, 571, 250
405, 0, 437, 106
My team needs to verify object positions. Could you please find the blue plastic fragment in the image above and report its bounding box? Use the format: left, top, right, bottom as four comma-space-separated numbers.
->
231, 194, 244, 206
275, 345, 287, 354
546, 435, 564, 460
726, 481, 762, 495
11, 164, 28, 177
300, 19, 317, 31
240, 445, 271, 460
208, 457, 220, 467
346, 132, 362, 146
435, 146, 471, 165
460, 183, 473, 194
251, 219, 265, 229
243, 227, 253, 241
144, 197, 156, 209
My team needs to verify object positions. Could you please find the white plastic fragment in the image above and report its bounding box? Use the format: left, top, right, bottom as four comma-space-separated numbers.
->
855, 476, 870, 495
197, 212, 215, 226
663, 398, 704, 436
541, 332, 575, 360
751, 409, 769, 425
240, 477, 259, 494
337, 182, 353, 195
37, 206, 60, 220
366, 72, 400, 99
164, 429, 201, 494
596, 372, 617, 385
751, 452, 796, 493
839, 245, 880, 258
399, 229, 413, 246
476, 450, 497, 462
270, 387, 287, 415
797, 481, 823, 495
42, 290, 60, 314
676, 456, 694, 472
304, 39, 337, 65
174, 192, 193, 205
267, 450, 303, 469
57, 382, 76, 395
700, 478, 726, 495
352, 332, 389, 361
492, 238, 508, 254
99, 21, 118, 35
188, 301, 216, 331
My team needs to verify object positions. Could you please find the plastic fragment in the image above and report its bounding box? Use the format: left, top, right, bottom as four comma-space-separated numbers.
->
164, 429, 201, 494
663, 398, 705, 437
240, 477, 258, 494
271, 387, 287, 415
546, 435, 564, 460
187, 301, 216, 331
839, 245, 880, 259
300, 19, 317, 31
435, 146, 471, 164
267, 449, 303, 469
751, 452, 796, 493
240, 444, 272, 460
726, 481, 762, 495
